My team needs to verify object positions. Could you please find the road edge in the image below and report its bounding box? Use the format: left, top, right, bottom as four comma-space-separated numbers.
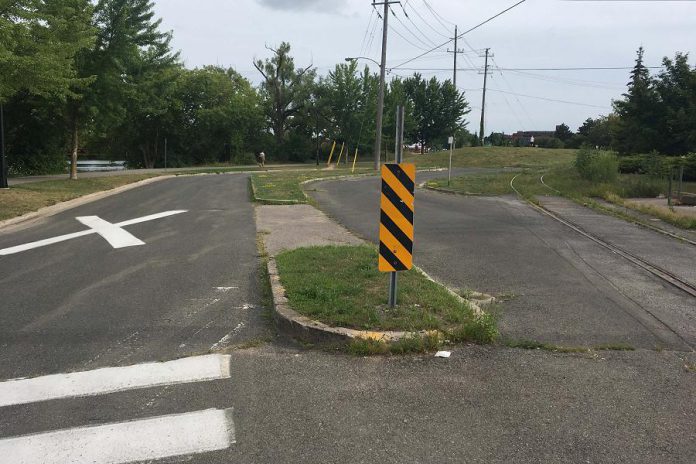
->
0, 175, 175, 231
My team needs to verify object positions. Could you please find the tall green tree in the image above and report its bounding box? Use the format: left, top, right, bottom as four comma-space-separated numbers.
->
653, 53, 696, 155
173, 67, 263, 165
253, 42, 316, 159
404, 73, 469, 153
0, 0, 95, 102
612, 47, 660, 154
66, 0, 170, 178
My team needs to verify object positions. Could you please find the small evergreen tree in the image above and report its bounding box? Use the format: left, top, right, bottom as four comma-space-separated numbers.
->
612, 47, 660, 154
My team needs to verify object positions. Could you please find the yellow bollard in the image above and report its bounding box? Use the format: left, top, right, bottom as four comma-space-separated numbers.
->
336, 142, 345, 166
326, 140, 337, 166
351, 147, 359, 173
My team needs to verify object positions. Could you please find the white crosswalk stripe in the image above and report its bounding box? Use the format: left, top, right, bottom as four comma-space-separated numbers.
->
0, 355, 237, 463
0, 408, 235, 464
0, 354, 231, 407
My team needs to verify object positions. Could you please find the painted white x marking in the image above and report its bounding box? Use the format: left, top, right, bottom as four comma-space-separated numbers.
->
0, 210, 187, 256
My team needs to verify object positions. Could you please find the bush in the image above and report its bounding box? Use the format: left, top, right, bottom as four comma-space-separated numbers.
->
618, 155, 645, 174
575, 148, 619, 182
618, 175, 664, 198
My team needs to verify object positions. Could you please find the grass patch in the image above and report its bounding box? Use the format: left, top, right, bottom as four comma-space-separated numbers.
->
0, 174, 159, 221
406, 146, 575, 170
427, 160, 696, 230
275, 245, 497, 346
250, 167, 371, 203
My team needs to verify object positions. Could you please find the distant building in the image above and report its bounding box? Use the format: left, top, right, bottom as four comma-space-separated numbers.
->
511, 131, 555, 146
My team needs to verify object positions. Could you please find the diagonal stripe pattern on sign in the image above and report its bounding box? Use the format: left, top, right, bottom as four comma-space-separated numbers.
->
379, 163, 416, 272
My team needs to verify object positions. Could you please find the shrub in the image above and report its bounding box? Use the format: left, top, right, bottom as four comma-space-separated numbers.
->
575, 147, 619, 182
618, 155, 644, 174
618, 175, 664, 198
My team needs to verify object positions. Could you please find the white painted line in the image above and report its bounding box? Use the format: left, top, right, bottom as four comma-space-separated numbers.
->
210, 323, 246, 351
0, 229, 94, 255
76, 216, 145, 248
0, 210, 187, 256
115, 210, 188, 227
0, 408, 235, 464
0, 354, 231, 407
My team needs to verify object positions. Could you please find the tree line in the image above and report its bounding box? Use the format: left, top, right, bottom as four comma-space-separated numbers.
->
484, 47, 696, 158
1, 1, 470, 176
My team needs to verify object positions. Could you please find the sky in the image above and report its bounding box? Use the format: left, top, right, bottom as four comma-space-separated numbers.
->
152, 0, 696, 135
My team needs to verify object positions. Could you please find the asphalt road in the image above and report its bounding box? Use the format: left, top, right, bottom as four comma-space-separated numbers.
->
308, 174, 696, 350
1, 172, 695, 463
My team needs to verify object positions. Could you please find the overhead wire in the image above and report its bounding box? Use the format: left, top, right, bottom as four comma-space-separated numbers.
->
391, 4, 439, 48
487, 88, 612, 109
490, 57, 536, 128
421, 0, 456, 29
388, 16, 432, 52
391, 0, 528, 71
403, 0, 451, 40
359, 9, 376, 56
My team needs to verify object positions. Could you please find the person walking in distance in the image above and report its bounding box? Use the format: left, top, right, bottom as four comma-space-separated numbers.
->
255, 151, 266, 168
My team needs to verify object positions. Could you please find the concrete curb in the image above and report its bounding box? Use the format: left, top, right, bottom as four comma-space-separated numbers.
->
267, 256, 438, 345
0, 175, 175, 231
266, 253, 496, 345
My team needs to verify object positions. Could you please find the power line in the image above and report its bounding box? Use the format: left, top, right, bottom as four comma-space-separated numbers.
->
389, 5, 437, 49
391, 65, 663, 72
394, 4, 439, 48
359, 9, 377, 56
391, 0, 528, 70
388, 18, 431, 51
403, 0, 451, 40
421, 0, 456, 28
506, 69, 625, 90
487, 88, 611, 108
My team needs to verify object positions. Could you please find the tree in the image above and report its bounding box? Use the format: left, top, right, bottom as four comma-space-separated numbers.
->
1, 0, 94, 180
101, 22, 180, 168
254, 42, 316, 159
652, 53, 696, 155
612, 47, 660, 154
66, 0, 171, 178
554, 123, 573, 142
170, 67, 263, 165
0, 0, 95, 103
320, 61, 363, 145
576, 116, 615, 149
403, 73, 469, 153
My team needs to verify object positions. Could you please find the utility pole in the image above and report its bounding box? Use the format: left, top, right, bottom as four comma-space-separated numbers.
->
0, 103, 7, 189
446, 26, 464, 87
164, 137, 168, 169
446, 26, 463, 161
372, 1, 400, 171
479, 48, 491, 146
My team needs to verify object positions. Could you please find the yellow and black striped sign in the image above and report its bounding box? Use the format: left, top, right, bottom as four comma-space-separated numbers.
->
379, 163, 416, 272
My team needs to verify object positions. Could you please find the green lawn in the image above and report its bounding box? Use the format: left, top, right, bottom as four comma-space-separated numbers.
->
274, 245, 497, 344
406, 146, 575, 169
250, 167, 372, 203
0, 174, 159, 221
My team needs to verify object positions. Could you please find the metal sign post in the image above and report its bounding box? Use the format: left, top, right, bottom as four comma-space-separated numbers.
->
380, 106, 414, 308
448, 135, 454, 186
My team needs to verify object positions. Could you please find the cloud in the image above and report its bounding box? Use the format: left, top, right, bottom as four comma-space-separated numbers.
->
256, 0, 347, 13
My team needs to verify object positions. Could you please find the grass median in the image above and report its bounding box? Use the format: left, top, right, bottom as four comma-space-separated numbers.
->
250, 167, 372, 203
274, 245, 497, 353
0, 174, 160, 222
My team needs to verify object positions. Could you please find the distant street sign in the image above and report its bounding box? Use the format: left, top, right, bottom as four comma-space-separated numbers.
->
379, 163, 415, 272
448, 136, 454, 145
